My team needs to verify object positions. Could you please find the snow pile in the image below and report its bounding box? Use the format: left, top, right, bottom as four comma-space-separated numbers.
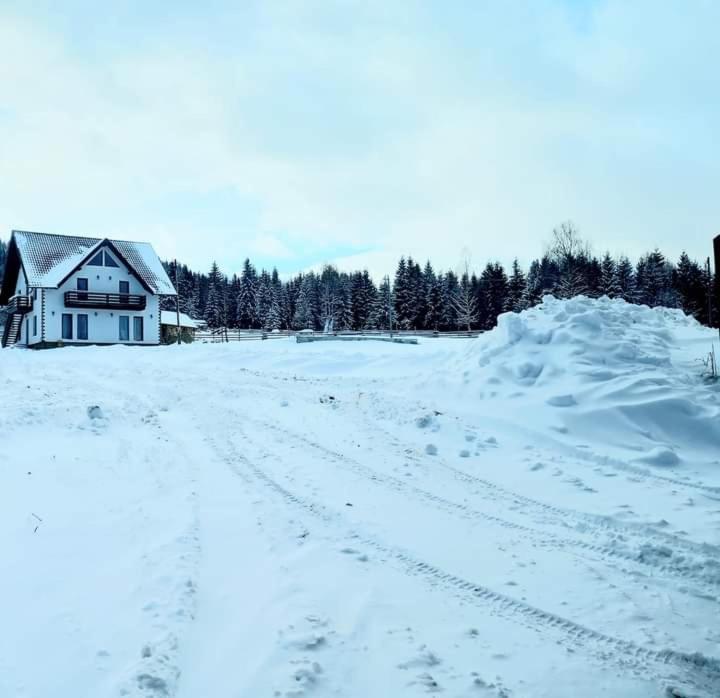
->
451, 295, 720, 469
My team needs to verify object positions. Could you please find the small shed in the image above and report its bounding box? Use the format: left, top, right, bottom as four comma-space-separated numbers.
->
160, 310, 198, 343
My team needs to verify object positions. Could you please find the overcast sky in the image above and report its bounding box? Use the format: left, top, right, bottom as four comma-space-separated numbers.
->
1, 1, 718, 278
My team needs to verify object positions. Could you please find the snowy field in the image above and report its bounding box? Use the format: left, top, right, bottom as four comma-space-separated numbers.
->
2, 296, 720, 698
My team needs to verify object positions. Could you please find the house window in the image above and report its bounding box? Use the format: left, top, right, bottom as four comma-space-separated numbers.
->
33, 288, 37, 300
77, 314, 88, 341
119, 316, 129, 341
33, 315, 37, 337
62, 314, 73, 340
104, 251, 119, 267
133, 317, 144, 342
119, 280, 130, 294
77, 277, 88, 301
88, 251, 104, 266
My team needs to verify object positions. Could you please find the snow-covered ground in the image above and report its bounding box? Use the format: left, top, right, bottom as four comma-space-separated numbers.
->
2, 296, 720, 698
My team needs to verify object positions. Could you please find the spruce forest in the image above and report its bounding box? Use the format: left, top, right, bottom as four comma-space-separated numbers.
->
158, 223, 719, 332
1, 223, 717, 332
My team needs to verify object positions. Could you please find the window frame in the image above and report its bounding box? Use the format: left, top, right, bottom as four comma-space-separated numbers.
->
77, 277, 89, 301
133, 316, 144, 342
77, 314, 89, 341
88, 251, 104, 267
119, 315, 130, 341
61, 313, 73, 340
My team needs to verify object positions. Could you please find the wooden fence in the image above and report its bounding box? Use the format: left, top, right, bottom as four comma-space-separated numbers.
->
194, 328, 482, 343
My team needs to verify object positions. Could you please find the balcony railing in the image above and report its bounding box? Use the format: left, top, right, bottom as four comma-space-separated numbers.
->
8, 295, 33, 314
64, 291, 147, 310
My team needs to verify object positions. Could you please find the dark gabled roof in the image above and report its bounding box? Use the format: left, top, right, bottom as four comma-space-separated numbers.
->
8, 230, 176, 295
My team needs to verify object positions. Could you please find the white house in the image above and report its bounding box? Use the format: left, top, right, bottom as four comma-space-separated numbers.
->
0, 230, 176, 348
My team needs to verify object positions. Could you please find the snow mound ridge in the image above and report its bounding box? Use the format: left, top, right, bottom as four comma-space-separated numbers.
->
453, 296, 720, 468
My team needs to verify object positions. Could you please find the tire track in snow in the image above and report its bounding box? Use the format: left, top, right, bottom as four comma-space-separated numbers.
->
344, 396, 720, 561
216, 374, 720, 563
207, 426, 720, 698
241, 414, 719, 599
226, 368, 720, 497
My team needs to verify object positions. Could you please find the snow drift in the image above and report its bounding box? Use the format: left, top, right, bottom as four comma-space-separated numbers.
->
449, 295, 720, 471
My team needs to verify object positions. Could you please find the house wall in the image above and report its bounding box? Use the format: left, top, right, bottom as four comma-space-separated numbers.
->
39, 248, 161, 346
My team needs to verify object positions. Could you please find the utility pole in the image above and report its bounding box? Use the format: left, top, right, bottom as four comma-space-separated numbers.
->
714, 235, 720, 337
707, 257, 713, 330
174, 259, 181, 345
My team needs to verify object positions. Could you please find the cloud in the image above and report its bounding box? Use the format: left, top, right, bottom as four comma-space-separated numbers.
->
248, 234, 293, 259
0, 1, 718, 278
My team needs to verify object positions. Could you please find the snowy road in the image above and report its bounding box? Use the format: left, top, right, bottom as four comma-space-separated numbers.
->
2, 298, 720, 697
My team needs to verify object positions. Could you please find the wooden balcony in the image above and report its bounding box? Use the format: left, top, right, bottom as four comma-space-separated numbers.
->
64, 291, 147, 310
7, 295, 33, 314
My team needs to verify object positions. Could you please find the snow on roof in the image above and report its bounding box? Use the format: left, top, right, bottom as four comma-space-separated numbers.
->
160, 311, 199, 328
12, 230, 177, 295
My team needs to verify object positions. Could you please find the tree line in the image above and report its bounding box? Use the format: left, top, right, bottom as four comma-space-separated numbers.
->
0, 226, 717, 332
161, 223, 719, 332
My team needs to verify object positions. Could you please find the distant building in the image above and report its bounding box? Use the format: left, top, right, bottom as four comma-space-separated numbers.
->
0, 230, 176, 348
160, 310, 198, 343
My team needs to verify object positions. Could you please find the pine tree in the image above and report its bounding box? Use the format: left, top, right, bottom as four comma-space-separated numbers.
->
393, 257, 414, 329
479, 262, 508, 329
637, 250, 677, 307
599, 253, 621, 298
616, 256, 635, 302
441, 272, 459, 330
556, 260, 587, 299
452, 272, 478, 330
371, 276, 393, 330
505, 259, 527, 312
292, 275, 314, 329
406, 258, 424, 329
255, 270, 273, 329
190, 274, 202, 318
336, 278, 354, 330
583, 255, 602, 298
204, 262, 225, 328
237, 259, 257, 328
423, 262, 442, 330
674, 252, 705, 320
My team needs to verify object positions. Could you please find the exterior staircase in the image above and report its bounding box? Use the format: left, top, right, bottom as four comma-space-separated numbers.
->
1, 295, 33, 348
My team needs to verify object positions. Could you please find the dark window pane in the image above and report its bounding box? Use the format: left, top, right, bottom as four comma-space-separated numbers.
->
88, 251, 104, 266
119, 281, 130, 294
33, 316, 37, 336
119, 316, 129, 341
77, 278, 88, 301
133, 317, 144, 342
104, 251, 119, 267
78, 314, 88, 340
62, 314, 73, 340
